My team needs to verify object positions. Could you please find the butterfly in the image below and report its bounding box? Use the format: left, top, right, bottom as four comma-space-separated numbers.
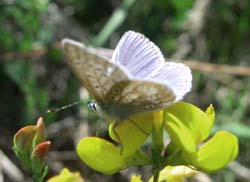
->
61, 31, 192, 121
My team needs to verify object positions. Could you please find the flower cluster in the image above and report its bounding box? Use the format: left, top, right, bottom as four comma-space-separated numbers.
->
77, 102, 238, 180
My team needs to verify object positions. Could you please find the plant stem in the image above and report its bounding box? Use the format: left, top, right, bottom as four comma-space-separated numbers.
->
92, 0, 136, 46
153, 168, 160, 182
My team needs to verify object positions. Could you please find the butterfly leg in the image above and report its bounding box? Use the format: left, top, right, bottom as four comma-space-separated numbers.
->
95, 117, 104, 136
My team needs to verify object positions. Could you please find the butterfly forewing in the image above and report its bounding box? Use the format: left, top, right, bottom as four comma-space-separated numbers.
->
62, 39, 130, 102
111, 31, 165, 78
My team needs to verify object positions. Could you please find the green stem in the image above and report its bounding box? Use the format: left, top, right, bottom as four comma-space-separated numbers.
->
150, 132, 164, 182
153, 168, 160, 182
92, 0, 136, 46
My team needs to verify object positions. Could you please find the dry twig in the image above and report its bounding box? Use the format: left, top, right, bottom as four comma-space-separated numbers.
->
1, 43, 250, 76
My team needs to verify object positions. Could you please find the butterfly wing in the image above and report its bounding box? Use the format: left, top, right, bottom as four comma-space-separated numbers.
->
62, 38, 130, 102
111, 30, 192, 103
101, 80, 175, 118
62, 32, 192, 119
111, 31, 165, 78
147, 61, 192, 101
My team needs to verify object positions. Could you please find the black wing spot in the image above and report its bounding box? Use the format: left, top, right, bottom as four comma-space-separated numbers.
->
114, 88, 120, 93
94, 85, 100, 89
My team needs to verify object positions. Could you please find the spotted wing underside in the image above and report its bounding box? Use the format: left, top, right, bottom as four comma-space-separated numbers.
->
62, 38, 130, 102
102, 80, 175, 117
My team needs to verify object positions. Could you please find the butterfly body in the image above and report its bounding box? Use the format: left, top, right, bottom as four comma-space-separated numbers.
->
62, 31, 192, 120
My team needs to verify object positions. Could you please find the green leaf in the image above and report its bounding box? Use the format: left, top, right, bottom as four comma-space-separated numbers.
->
13, 126, 37, 155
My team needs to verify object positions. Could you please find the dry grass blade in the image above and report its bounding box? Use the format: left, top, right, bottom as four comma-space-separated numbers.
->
0, 150, 24, 182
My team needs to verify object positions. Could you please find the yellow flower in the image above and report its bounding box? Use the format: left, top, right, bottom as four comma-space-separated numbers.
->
48, 168, 84, 182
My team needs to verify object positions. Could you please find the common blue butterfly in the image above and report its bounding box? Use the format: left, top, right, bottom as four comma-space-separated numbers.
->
62, 31, 192, 120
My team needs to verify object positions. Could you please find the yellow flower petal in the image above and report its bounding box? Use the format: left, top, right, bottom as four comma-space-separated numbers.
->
149, 166, 197, 182
109, 112, 154, 157
77, 137, 127, 174
196, 131, 238, 172
48, 168, 84, 182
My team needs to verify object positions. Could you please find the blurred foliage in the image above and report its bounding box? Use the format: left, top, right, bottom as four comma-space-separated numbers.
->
121, 0, 194, 53
206, 0, 250, 65
0, 0, 52, 126
0, 0, 51, 51
0, 0, 249, 181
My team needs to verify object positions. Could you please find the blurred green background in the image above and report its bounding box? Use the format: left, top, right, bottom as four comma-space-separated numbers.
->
0, 0, 249, 181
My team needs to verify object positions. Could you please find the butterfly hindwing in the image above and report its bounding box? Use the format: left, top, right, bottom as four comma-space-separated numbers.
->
101, 80, 175, 118
148, 62, 192, 101
119, 81, 175, 110
111, 31, 192, 102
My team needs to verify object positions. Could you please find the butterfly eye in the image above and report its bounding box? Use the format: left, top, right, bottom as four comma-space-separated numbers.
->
87, 102, 97, 111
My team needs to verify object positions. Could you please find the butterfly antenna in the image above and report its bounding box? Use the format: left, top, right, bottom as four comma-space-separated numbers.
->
46, 100, 83, 113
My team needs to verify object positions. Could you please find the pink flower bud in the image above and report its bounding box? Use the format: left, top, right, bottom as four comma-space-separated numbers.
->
31, 141, 51, 162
